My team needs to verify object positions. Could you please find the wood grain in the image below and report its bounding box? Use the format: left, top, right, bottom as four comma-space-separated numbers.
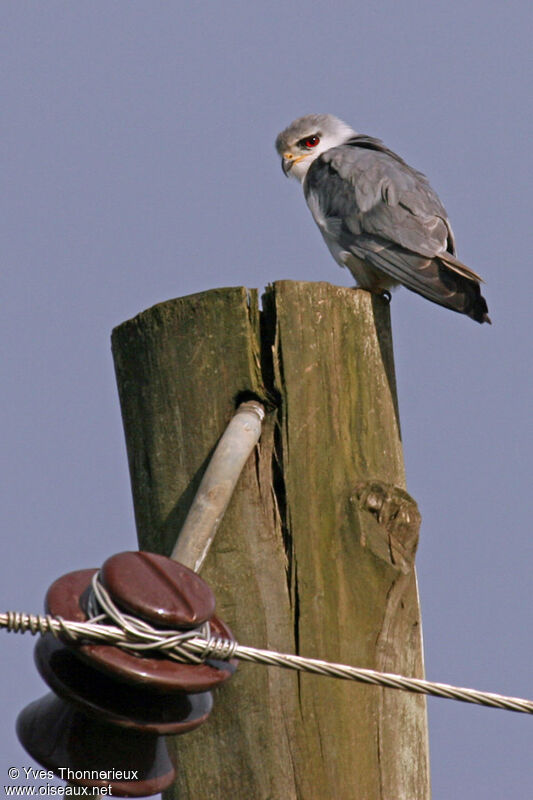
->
111, 281, 430, 799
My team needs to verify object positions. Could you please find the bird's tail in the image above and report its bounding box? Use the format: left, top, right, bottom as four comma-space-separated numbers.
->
352, 237, 491, 324
434, 253, 491, 324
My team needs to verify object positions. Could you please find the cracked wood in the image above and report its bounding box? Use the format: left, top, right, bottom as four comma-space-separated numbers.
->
111, 281, 430, 800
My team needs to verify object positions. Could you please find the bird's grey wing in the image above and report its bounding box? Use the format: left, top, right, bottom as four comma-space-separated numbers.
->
304, 138, 488, 321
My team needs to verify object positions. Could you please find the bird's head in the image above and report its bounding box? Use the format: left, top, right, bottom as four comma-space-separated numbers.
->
275, 114, 356, 182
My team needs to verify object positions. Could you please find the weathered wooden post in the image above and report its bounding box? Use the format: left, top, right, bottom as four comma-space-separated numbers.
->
111, 280, 430, 800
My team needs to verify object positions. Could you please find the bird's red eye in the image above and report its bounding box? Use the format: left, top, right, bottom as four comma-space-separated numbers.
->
300, 135, 320, 149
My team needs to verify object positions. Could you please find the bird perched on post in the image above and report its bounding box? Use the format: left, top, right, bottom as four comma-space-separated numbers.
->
276, 114, 490, 323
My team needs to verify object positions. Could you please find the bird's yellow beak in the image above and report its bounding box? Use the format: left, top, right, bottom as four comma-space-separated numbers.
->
281, 152, 307, 177
281, 153, 294, 176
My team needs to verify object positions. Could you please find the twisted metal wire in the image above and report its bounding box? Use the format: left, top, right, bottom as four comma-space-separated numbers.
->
3, 576, 532, 715
84, 572, 215, 664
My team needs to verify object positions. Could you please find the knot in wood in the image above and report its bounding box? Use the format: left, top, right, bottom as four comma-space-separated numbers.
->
351, 481, 421, 572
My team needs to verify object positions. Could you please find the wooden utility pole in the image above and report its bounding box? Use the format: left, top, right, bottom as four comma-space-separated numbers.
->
111, 281, 430, 800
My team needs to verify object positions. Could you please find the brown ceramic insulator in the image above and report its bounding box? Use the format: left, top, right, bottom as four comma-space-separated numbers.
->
17, 693, 176, 797
45, 568, 238, 693
34, 635, 213, 734
100, 551, 216, 628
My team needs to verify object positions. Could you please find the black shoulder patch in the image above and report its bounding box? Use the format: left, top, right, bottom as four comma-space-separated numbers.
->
344, 135, 411, 168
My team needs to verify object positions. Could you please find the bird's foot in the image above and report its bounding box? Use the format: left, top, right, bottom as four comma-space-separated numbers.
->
352, 286, 392, 304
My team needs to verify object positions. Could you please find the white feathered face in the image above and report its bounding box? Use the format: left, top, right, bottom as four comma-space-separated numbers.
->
275, 114, 356, 182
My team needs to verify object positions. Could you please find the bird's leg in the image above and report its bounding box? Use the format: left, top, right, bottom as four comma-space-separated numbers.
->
352, 285, 392, 303
364, 287, 392, 304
